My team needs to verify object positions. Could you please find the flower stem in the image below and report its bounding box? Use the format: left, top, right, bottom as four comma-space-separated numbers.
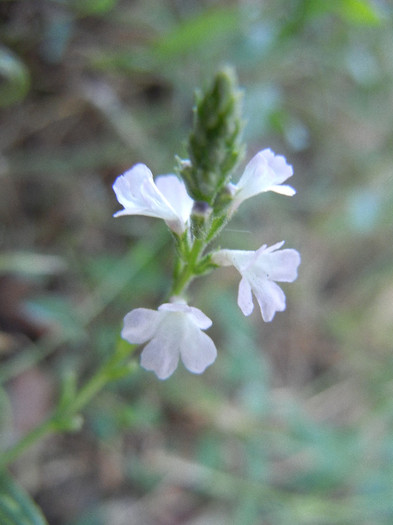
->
0, 344, 136, 470
171, 238, 205, 296
0, 418, 56, 470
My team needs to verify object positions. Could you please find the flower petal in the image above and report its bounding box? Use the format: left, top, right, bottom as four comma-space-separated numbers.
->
234, 151, 269, 201
113, 164, 153, 212
121, 308, 162, 344
262, 249, 301, 282
253, 280, 286, 322
268, 184, 296, 196
265, 149, 293, 183
113, 165, 190, 233
159, 302, 213, 330
237, 277, 254, 316
140, 336, 180, 380
211, 249, 234, 267
155, 175, 193, 225
230, 149, 295, 212
188, 307, 213, 330
180, 325, 217, 374
212, 249, 254, 271
262, 241, 285, 254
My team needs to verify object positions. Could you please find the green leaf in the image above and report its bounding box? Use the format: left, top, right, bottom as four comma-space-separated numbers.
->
0, 471, 48, 525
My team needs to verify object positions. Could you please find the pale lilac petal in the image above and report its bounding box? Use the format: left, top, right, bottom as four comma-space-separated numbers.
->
140, 336, 180, 380
262, 241, 285, 254
137, 176, 178, 220
113, 164, 153, 211
180, 326, 217, 374
211, 249, 235, 267
158, 302, 189, 314
113, 166, 191, 233
213, 249, 254, 271
155, 175, 193, 225
159, 302, 212, 331
266, 149, 293, 183
234, 152, 269, 201
237, 277, 254, 316
230, 149, 295, 212
113, 208, 136, 218
113, 164, 171, 218
253, 280, 286, 322
268, 184, 296, 196
121, 308, 162, 344
262, 249, 301, 282
188, 307, 213, 329
239, 149, 293, 196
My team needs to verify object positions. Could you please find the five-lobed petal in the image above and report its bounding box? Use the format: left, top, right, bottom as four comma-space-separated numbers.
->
229, 148, 296, 213
121, 301, 217, 380
113, 163, 194, 235
213, 241, 301, 322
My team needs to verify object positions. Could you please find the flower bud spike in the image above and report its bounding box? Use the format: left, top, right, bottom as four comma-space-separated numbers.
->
178, 67, 245, 205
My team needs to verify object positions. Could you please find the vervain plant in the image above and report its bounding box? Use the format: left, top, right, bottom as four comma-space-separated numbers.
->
0, 70, 300, 522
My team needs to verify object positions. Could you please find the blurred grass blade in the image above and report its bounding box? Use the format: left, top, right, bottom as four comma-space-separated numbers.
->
0, 387, 12, 452
0, 253, 67, 276
0, 47, 30, 107
0, 471, 48, 525
70, 0, 119, 15
151, 6, 240, 61
91, 6, 242, 73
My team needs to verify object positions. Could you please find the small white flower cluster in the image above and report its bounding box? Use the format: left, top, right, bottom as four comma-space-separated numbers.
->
113, 149, 300, 379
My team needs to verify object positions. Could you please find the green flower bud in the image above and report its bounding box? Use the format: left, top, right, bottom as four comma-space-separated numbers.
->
191, 200, 213, 239
178, 67, 245, 206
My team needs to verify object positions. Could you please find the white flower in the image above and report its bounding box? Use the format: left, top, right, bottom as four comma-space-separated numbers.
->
229, 149, 296, 213
113, 163, 194, 235
213, 242, 300, 322
121, 301, 217, 380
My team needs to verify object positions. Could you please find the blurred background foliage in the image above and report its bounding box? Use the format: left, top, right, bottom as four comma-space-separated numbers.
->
1, 0, 393, 523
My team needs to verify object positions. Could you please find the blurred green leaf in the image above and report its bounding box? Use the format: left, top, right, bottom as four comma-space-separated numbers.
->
0, 388, 12, 452
233, 492, 261, 525
0, 47, 30, 107
23, 296, 86, 341
151, 7, 240, 61
337, 0, 381, 25
91, 6, 242, 73
70, 0, 119, 15
0, 471, 48, 525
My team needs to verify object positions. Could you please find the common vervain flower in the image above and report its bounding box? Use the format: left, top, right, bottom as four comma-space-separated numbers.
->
121, 300, 217, 379
213, 241, 301, 322
229, 149, 295, 214
113, 163, 194, 235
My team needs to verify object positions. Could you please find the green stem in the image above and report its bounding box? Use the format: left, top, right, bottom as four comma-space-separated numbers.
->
0, 345, 136, 470
170, 238, 205, 296
0, 418, 56, 470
